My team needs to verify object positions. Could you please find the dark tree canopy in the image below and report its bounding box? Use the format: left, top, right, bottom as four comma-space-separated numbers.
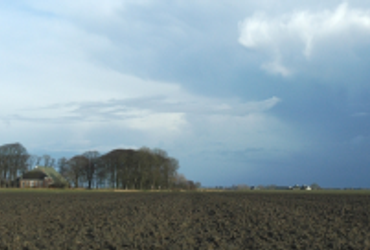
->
0, 143, 200, 190
0, 143, 29, 187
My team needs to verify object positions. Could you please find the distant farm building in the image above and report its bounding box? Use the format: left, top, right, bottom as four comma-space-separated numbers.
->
288, 184, 311, 190
301, 185, 312, 191
18, 166, 69, 188
289, 184, 312, 191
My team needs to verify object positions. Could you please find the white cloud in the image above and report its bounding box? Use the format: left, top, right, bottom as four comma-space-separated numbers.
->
239, 2, 370, 76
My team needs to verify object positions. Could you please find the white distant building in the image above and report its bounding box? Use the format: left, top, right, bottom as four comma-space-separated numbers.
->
289, 184, 312, 190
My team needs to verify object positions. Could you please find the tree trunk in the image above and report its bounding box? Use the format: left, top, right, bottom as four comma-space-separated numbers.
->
74, 177, 79, 188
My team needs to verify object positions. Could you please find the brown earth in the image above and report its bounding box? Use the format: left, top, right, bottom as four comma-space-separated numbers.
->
0, 192, 369, 250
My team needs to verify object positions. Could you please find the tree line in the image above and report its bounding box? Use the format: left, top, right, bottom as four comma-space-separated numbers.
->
0, 142, 200, 190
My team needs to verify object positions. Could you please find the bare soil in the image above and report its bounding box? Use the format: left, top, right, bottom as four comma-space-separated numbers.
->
0, 192, 369, 249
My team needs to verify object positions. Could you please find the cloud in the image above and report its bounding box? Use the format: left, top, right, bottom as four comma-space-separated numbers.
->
0, 1, 291, 160
0, 35, 284, 154
0, 95, 293, 162
239, 2, 370, 76
2, 92, 281, 139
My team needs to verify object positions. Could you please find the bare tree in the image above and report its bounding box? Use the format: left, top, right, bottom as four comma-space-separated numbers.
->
82, 151, 100, 189
0, 143, 29, 187
42, 154, 51, 167
100, 149, 137, 189
150, 148, 167, 190
97, 146, 182, 191
35, 156, 42, 166
26, 155, 37, 170
166, 157, 179, 190
135, 147, 152, 190
49, 158, 56, 168
58, 157, 69, 186
173, 173, 187, 190
100, 151, 117, 188
66, 155, 88, 188
96, 166, 107, 189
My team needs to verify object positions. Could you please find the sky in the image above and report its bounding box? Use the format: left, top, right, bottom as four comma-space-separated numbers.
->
1, 1, 370, 188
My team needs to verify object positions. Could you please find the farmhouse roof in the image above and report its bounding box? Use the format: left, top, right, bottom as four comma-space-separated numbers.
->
38, 166, 68, 185
22, 171, 48, 180
22, 166, 68, 185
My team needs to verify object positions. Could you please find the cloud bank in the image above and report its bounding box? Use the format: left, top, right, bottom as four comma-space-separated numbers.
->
239, 2, 370, 76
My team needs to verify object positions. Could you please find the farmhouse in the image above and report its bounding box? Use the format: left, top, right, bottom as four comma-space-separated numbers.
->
18, 166, 69, 188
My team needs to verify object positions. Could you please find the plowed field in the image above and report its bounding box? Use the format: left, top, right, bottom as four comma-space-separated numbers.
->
0, 191, 369, 249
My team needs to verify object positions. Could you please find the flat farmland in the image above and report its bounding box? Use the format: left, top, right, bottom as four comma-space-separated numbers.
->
0, 191, 369, 250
